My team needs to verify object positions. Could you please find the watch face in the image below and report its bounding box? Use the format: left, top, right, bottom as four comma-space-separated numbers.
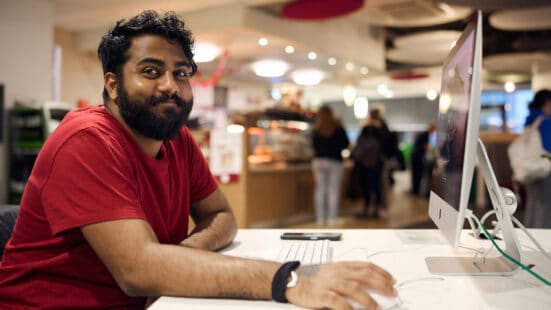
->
286, 270, 298, 288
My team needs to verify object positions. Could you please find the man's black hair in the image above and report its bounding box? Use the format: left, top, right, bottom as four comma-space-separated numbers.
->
97, 10, 197, 102
530, 89, 551, 110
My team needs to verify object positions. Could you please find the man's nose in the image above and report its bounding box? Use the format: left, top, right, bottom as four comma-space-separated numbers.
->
158, 71, 179, 95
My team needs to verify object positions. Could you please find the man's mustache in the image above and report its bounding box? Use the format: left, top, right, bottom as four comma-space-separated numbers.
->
148, 93, 185, 106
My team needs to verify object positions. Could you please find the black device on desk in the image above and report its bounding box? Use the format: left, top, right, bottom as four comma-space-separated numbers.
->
280, 232, 341, 241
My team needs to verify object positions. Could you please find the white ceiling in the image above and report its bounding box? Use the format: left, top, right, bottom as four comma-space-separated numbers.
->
52, 0, 551, 100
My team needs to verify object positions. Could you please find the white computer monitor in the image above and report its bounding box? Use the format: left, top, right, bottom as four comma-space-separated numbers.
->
426, 11, 522, 275
428, 11, 481, 249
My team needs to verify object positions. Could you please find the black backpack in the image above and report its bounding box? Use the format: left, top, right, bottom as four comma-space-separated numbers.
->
352, 132, 382, 168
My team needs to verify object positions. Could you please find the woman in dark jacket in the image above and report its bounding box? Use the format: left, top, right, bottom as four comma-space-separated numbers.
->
312, 105, 350, 226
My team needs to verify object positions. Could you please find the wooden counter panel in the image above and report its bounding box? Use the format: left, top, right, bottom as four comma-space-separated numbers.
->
246, 168, 314, 224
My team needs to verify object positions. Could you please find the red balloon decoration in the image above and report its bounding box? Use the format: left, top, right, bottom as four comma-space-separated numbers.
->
190, 50, 230, 88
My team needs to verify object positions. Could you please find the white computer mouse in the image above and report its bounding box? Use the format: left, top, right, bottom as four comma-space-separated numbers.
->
348, 289, 401, 310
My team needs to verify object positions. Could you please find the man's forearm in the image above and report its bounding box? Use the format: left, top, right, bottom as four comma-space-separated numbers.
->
131, 242, 279, 299
182, 209, 237, 250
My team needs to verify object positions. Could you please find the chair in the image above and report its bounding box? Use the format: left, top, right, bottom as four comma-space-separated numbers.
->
0, 205, 19, 260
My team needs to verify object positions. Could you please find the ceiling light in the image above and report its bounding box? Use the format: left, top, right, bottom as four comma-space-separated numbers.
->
285, 45, 295, 54
258, 37, 268, 46
383, 91, 394, 98
251, 59, 290, 78
290, 69, 324, 85
426, 89, 438, 101
328, 57, 337, 66
504, 81, 515, 93
343, 85, 356, 106
345, 62, 355, 71
354, 97, 369, 119
226, 124, 244, 133
193, 42, 221, 63
377, 84, 388, 94
308, 52, 317, 60
360, 66, 369, 75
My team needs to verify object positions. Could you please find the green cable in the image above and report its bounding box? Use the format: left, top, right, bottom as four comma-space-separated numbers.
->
479, 223, 551, 286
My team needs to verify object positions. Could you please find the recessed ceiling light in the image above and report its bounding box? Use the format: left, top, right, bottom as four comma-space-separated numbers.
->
290, 69, 324, 85
258, 37, 268, 46
193, 42, 221, 63
308, 52, 317, 60
285, 45, 295, 54
345, 62, 355, 71
360, 66, 369, 75
328, 57, 337, 66
251, 59, 290, 78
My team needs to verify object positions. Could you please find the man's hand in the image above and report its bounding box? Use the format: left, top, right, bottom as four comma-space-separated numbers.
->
183, 188, 237, 251
286, 262, 397, 310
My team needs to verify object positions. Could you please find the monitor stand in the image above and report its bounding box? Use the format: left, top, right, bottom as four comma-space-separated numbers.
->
425, 138, 521, 276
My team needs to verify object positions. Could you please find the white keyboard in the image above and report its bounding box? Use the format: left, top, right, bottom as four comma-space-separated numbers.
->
277, 240, 331, 264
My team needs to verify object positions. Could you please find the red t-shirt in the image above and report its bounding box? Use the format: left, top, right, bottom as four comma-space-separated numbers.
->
0, 106, 218, 309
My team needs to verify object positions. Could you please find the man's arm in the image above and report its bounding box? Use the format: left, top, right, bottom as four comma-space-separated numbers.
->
182, 188, 237, 250
82, 218, 276, 298
82, 220, 397, 309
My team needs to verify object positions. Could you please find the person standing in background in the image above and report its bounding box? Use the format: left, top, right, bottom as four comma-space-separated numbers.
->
366, 108, 404, 217
410, 123, 436, 196
523, 89, 551, 228
311, 105, 350, 226
352, 110, 386, 218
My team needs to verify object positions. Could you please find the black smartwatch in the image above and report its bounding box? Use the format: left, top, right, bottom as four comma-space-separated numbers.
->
272, 261, 301, 303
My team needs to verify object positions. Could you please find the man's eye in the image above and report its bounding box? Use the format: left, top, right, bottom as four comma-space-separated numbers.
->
143, 68, 159, 76
175, 71, 191, 79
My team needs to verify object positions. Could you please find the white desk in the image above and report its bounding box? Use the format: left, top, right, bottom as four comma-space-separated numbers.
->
151, 229, 551, 310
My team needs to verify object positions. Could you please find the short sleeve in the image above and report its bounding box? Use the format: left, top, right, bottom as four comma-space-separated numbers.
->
42, 129, 146, 236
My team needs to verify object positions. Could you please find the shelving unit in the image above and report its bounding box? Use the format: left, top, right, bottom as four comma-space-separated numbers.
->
7, 102, 73, 204
7, 107, 46, 204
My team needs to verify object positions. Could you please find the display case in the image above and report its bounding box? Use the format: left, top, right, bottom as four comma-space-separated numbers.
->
246, 110, 314, 165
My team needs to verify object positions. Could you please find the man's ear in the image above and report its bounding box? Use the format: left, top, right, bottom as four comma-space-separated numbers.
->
104, 72, 118, 101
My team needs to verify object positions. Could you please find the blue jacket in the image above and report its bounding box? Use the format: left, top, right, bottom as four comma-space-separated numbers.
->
525, 108, 551, 152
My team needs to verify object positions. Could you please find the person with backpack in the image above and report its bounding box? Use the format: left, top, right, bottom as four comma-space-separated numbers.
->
520, 89, 551, 227
352, 111, 386, 218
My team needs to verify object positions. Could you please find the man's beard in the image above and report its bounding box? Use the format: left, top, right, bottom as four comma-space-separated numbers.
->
115, 85, 193, 140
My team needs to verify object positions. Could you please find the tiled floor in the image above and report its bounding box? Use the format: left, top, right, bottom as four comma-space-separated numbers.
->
284, 170, 436, 229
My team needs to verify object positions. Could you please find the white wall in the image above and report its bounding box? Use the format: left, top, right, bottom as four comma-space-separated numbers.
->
55, 28, 104, 106
532, 68, 551, 92
0, 0, 54, 203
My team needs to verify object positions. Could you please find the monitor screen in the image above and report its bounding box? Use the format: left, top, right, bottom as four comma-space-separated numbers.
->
432, 30, 475, 211
428, 12, 482, 247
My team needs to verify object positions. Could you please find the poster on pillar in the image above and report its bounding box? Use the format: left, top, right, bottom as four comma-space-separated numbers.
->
209, 129, 243, 184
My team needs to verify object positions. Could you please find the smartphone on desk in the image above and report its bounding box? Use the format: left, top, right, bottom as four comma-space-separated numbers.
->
280, 232, 342, 241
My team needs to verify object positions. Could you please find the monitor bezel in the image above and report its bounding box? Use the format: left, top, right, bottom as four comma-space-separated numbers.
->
428, 12, 482, 248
